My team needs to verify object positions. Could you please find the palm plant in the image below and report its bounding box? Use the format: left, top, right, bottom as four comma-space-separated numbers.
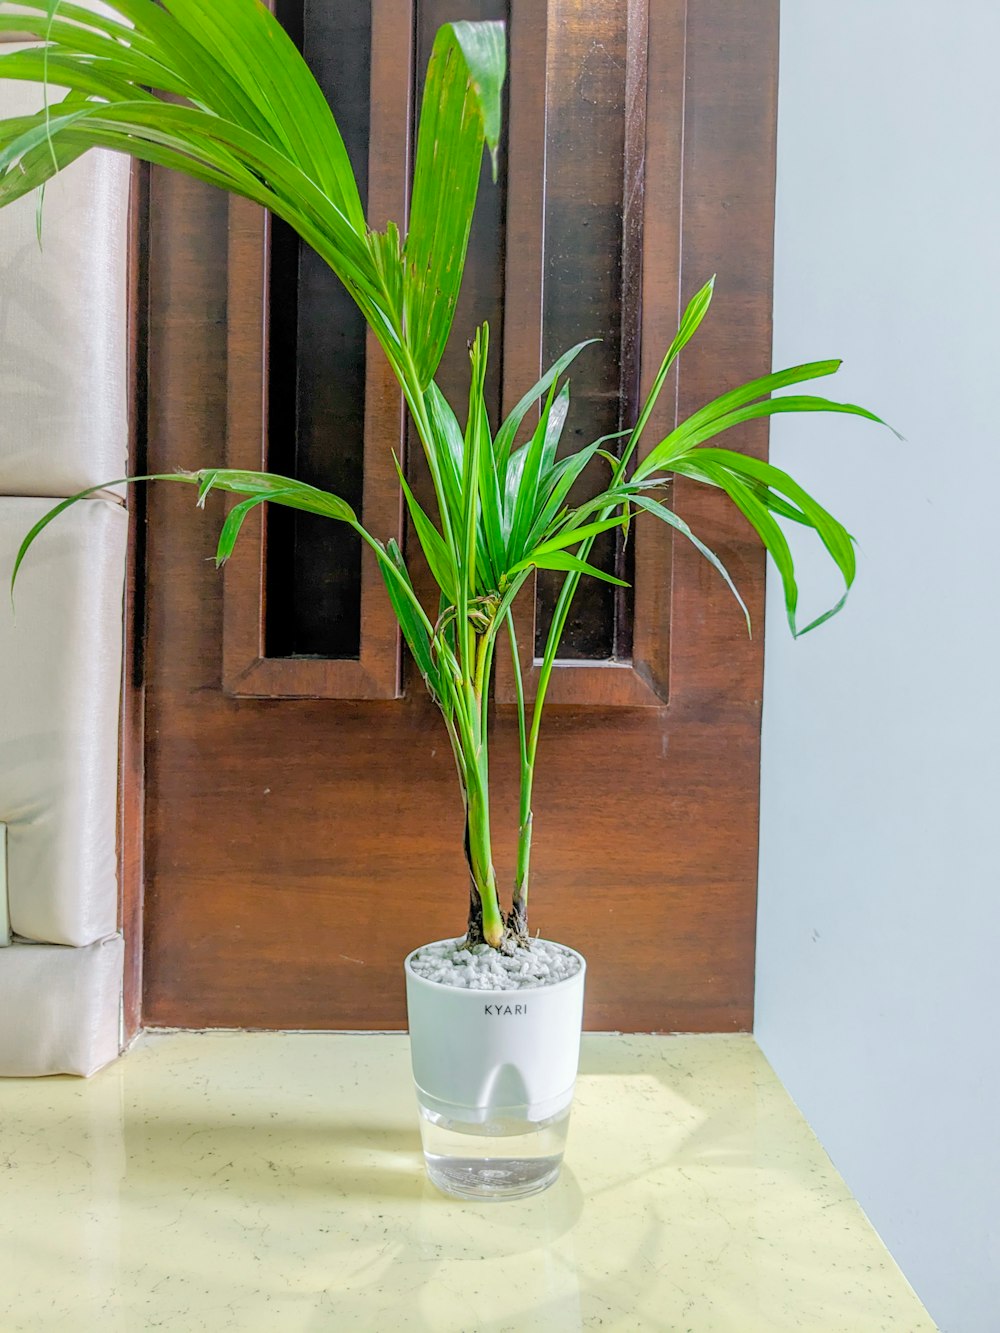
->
0, 1, 889, 952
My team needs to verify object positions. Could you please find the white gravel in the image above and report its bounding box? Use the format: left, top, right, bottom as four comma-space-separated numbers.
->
408, 938, 582, 991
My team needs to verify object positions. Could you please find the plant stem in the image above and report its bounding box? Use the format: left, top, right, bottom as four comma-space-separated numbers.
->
443, 630, 499, 947
473, 628, 491, 702
464, 756, 504, 948
394, 349, 517, 952
507, 613, 532, 937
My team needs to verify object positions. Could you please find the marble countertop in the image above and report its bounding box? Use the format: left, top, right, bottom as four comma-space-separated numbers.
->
0, 1031, 935, 1331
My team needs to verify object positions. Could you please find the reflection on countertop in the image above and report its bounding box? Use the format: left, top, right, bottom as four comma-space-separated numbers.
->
0, 1031, 936, 1331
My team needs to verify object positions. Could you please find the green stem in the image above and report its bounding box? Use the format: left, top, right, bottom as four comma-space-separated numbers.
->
476, 624, 498, 739
440, 630, 500, 948
507, 614, 532, 933
473, 629, 490, 701
464, 760, 504, 948
443, 713, 468, 790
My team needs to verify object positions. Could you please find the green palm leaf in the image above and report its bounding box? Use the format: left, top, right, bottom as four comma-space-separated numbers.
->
673, 451, 853, 636
513, 550, 629, 587
403, 21, 506, 386
392, 458, 459, 604
379, 539, 443, 702
506, 382, 570, 562
527, 514, 628, 558
521, 433, 623, 552
214, 490, 297, 567
638, 390, 891, 477
621, 275, 716, 469
493, 340, 595, 469
162, 0, 365, 221
629, 493, 750, 630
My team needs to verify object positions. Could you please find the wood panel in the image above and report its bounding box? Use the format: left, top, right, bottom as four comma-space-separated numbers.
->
221, 0, 409, 699
629, 0, 682, 700
498, 0, 671, 707
265, 0, 372, 661
533, 0, 634, 661
120, 161, 148, 1045
140, 0, 779, 1034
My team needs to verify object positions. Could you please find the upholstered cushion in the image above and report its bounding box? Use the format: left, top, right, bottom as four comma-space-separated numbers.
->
0, 497, 126, 946
0, 52, 129, 497
0, 935, 123, 1076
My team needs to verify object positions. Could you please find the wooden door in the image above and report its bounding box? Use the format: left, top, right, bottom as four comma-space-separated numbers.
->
137, 0, 778, 1032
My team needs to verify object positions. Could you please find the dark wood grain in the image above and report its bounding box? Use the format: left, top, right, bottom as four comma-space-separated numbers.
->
220, 0, 409, 699
533, 0, 629, 660
120, 161, 148, 1044
497, 0, 668, 708
266, 1, 371, 660
140, 0, 779, 1033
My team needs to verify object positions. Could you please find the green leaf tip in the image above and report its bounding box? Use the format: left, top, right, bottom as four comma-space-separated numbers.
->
449, 19, 506, 176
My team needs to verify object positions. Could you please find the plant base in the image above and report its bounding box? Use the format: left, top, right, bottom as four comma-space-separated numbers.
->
405, 937, 585, 1202
418, 1100, 570, 1201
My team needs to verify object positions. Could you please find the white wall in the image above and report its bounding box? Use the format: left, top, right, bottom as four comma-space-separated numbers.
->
757, 5, 1000, 1331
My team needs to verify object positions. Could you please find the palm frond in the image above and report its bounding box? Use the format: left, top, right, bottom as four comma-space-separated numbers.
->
0, 3, 504, 390
671, 449, 856, 636
404, 21, 505, 386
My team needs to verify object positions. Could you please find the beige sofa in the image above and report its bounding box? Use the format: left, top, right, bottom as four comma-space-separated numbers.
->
0, 63, 130, 1075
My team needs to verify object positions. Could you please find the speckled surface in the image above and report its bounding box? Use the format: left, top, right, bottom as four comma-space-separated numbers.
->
0, 1032, 935, 1331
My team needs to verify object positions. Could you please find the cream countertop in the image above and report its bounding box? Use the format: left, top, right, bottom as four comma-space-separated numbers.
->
0, 1032, 936, 1331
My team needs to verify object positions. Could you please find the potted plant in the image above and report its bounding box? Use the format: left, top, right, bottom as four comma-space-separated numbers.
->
0, 1, 889, 1199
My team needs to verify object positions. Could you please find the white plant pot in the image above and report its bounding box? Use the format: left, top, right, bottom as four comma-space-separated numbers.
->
404, 938, 586, 1200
